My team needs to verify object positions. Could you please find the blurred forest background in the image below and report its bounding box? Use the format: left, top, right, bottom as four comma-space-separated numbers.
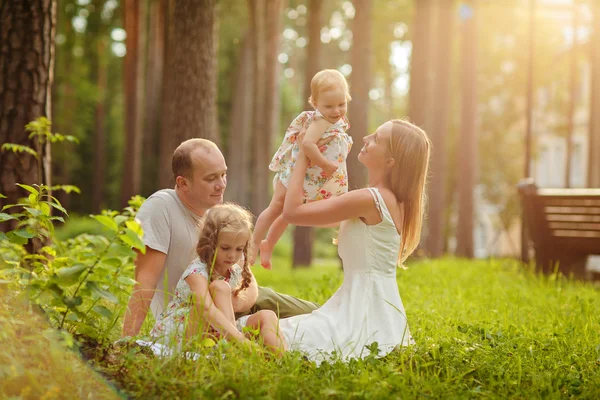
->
2, 0, 599, 266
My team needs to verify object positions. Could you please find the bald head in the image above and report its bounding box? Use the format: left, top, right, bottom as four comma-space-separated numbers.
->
172, 138, 220, 182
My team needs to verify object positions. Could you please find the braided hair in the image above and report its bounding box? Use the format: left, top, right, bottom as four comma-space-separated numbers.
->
196, 203, 254, 296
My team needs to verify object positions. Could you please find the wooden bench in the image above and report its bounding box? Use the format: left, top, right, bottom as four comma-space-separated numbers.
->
518, 178, 600, 279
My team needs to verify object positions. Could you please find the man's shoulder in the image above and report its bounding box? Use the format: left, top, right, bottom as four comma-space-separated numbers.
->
141, 189, 179, 208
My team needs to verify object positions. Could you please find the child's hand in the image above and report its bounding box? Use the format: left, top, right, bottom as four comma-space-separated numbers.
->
322, 161, 338, 178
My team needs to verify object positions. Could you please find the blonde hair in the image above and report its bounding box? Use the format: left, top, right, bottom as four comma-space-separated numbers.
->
308, 69, 352, 108
172, 138, 219, 181
385, 120, 431, 264
196, 203, 254, 296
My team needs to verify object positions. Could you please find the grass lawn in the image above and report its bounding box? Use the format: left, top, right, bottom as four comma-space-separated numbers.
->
2, 257, 599, 399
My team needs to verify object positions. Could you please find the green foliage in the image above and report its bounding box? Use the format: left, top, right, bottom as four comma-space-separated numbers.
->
0, 183, 144, 340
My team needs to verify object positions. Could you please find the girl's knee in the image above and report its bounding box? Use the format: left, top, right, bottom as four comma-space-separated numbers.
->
209, 279, 230, 294
257, 310, 278, 325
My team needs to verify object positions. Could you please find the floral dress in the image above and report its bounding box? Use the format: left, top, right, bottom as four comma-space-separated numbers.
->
269, 110, 353, 201
150, 258, 250, 346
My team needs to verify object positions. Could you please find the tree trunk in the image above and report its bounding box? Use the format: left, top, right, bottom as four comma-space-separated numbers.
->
455, 1, 477, 258
248, 0, 268, 214
425, 0, 455, 257
92, 37, 107, 213
407, 0, 433, 131
589, 0, 600, 188
0, 0, 56, 213
142, 0, 167, 197
158, 0, 218, 189
225, 35, 253, 205
347, 0, 372, 190
293, 0, 322, 268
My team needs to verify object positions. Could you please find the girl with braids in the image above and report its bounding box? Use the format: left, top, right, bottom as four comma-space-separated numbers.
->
151, 203, 286, 353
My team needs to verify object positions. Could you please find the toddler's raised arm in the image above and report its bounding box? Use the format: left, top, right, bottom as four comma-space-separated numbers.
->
302, 117, 337, 176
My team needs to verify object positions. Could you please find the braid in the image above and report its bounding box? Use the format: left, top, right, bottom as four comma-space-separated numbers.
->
233, 243, 252, 296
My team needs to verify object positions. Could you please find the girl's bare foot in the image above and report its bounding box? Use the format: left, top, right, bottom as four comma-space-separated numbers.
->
259, 239, 274, 270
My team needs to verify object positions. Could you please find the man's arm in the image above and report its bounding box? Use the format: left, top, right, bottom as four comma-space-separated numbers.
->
231, 268, 259, 313
121, 247, 167, 337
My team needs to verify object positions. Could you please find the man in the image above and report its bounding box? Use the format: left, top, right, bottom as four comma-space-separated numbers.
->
122, 138, 318, 337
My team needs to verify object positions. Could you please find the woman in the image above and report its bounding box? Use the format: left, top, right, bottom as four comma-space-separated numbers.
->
280, 119, 431, 363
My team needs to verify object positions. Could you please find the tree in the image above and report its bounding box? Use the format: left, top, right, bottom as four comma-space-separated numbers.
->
158, 0, 219, 189
425, 0, 455, 257
121, 0, 147, 205
141, 0, 167, 197
407, 0, 434, 132
348, 0, 372, 190
293, 0, 322, 268
589, 0, 600, 188
455, 1, 477, 258
0, 0, 56, 212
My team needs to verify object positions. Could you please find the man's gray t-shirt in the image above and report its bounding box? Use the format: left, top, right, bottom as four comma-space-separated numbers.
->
136, 189, 201, 318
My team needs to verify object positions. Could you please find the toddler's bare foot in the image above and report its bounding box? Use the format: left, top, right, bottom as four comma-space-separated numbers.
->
259, 240, 274, 270
248, 244, 259, 266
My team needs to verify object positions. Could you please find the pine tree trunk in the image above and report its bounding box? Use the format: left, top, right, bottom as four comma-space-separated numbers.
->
407, 0, 433, 131
0, 0, 56, 213
347, 0, 371, 190
426, 0, 455, 257
248, 0, 268, 214
293, 0, 322, 268
225, 35, 253, 205
158, 0, 218, 189
142, 0, 166, 196
92, 38, 107, 213
456, 0, 477, 258
588, 0, 600, 187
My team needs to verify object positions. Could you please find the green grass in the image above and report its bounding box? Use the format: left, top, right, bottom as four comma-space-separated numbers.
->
3, 258, 600, 399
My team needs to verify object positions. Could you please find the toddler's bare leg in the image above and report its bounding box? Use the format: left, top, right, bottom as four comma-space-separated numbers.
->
260, 215, 289, 270
249, 180, 287, 265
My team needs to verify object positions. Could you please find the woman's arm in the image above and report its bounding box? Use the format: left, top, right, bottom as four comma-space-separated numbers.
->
185, 274, 247, 342
283, 153, 375, 226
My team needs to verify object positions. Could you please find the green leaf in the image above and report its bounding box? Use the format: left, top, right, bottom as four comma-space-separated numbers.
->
49, 216, 65, 223
56, 264, 88, 285
91, 215, 118, 232
106, 242, 136, 258
41, 246, 56, 257
39, 202, 51, 216
92, 305, 113, 319
14, 229, 36, 239
24, 207, 42, 217
0, 193, 6, 199
1, 143, 38, 157
100, 258, 122, 270
51, 185, 81, 194
16, 184, 39, 195
0, 232, 7, 241
125, 220, 143, 236
0, 213, 16, 222
114, 215, 129, 226
201, 338, 217, 348
8, 232, 28, 245
86, 281, 118, 303
63, 296, 83, 309
117, 275, 137, 286
119, 228, 146, 253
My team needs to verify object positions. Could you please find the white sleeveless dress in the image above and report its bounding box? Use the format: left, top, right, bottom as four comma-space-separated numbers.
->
279, 188, 414, 363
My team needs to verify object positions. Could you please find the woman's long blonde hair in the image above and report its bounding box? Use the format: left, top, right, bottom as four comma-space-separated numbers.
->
196, 203, 254, 296
384, 119, 431, 264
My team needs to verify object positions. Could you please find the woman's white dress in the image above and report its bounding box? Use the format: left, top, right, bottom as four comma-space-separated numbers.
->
279, 188, 414, 363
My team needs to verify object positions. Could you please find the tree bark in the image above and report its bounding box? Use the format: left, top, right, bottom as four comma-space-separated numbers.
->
589, 0, 600, 188
293, 0, 322, 268
142, 0, 167, 196
347, 0, 372, 190
225, 35, 253, 205
407, 0, 433, 132
456, 1, 477, 258
0, 0, 56, 212
158, 0, 218, 189
425, 0, 455, 257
